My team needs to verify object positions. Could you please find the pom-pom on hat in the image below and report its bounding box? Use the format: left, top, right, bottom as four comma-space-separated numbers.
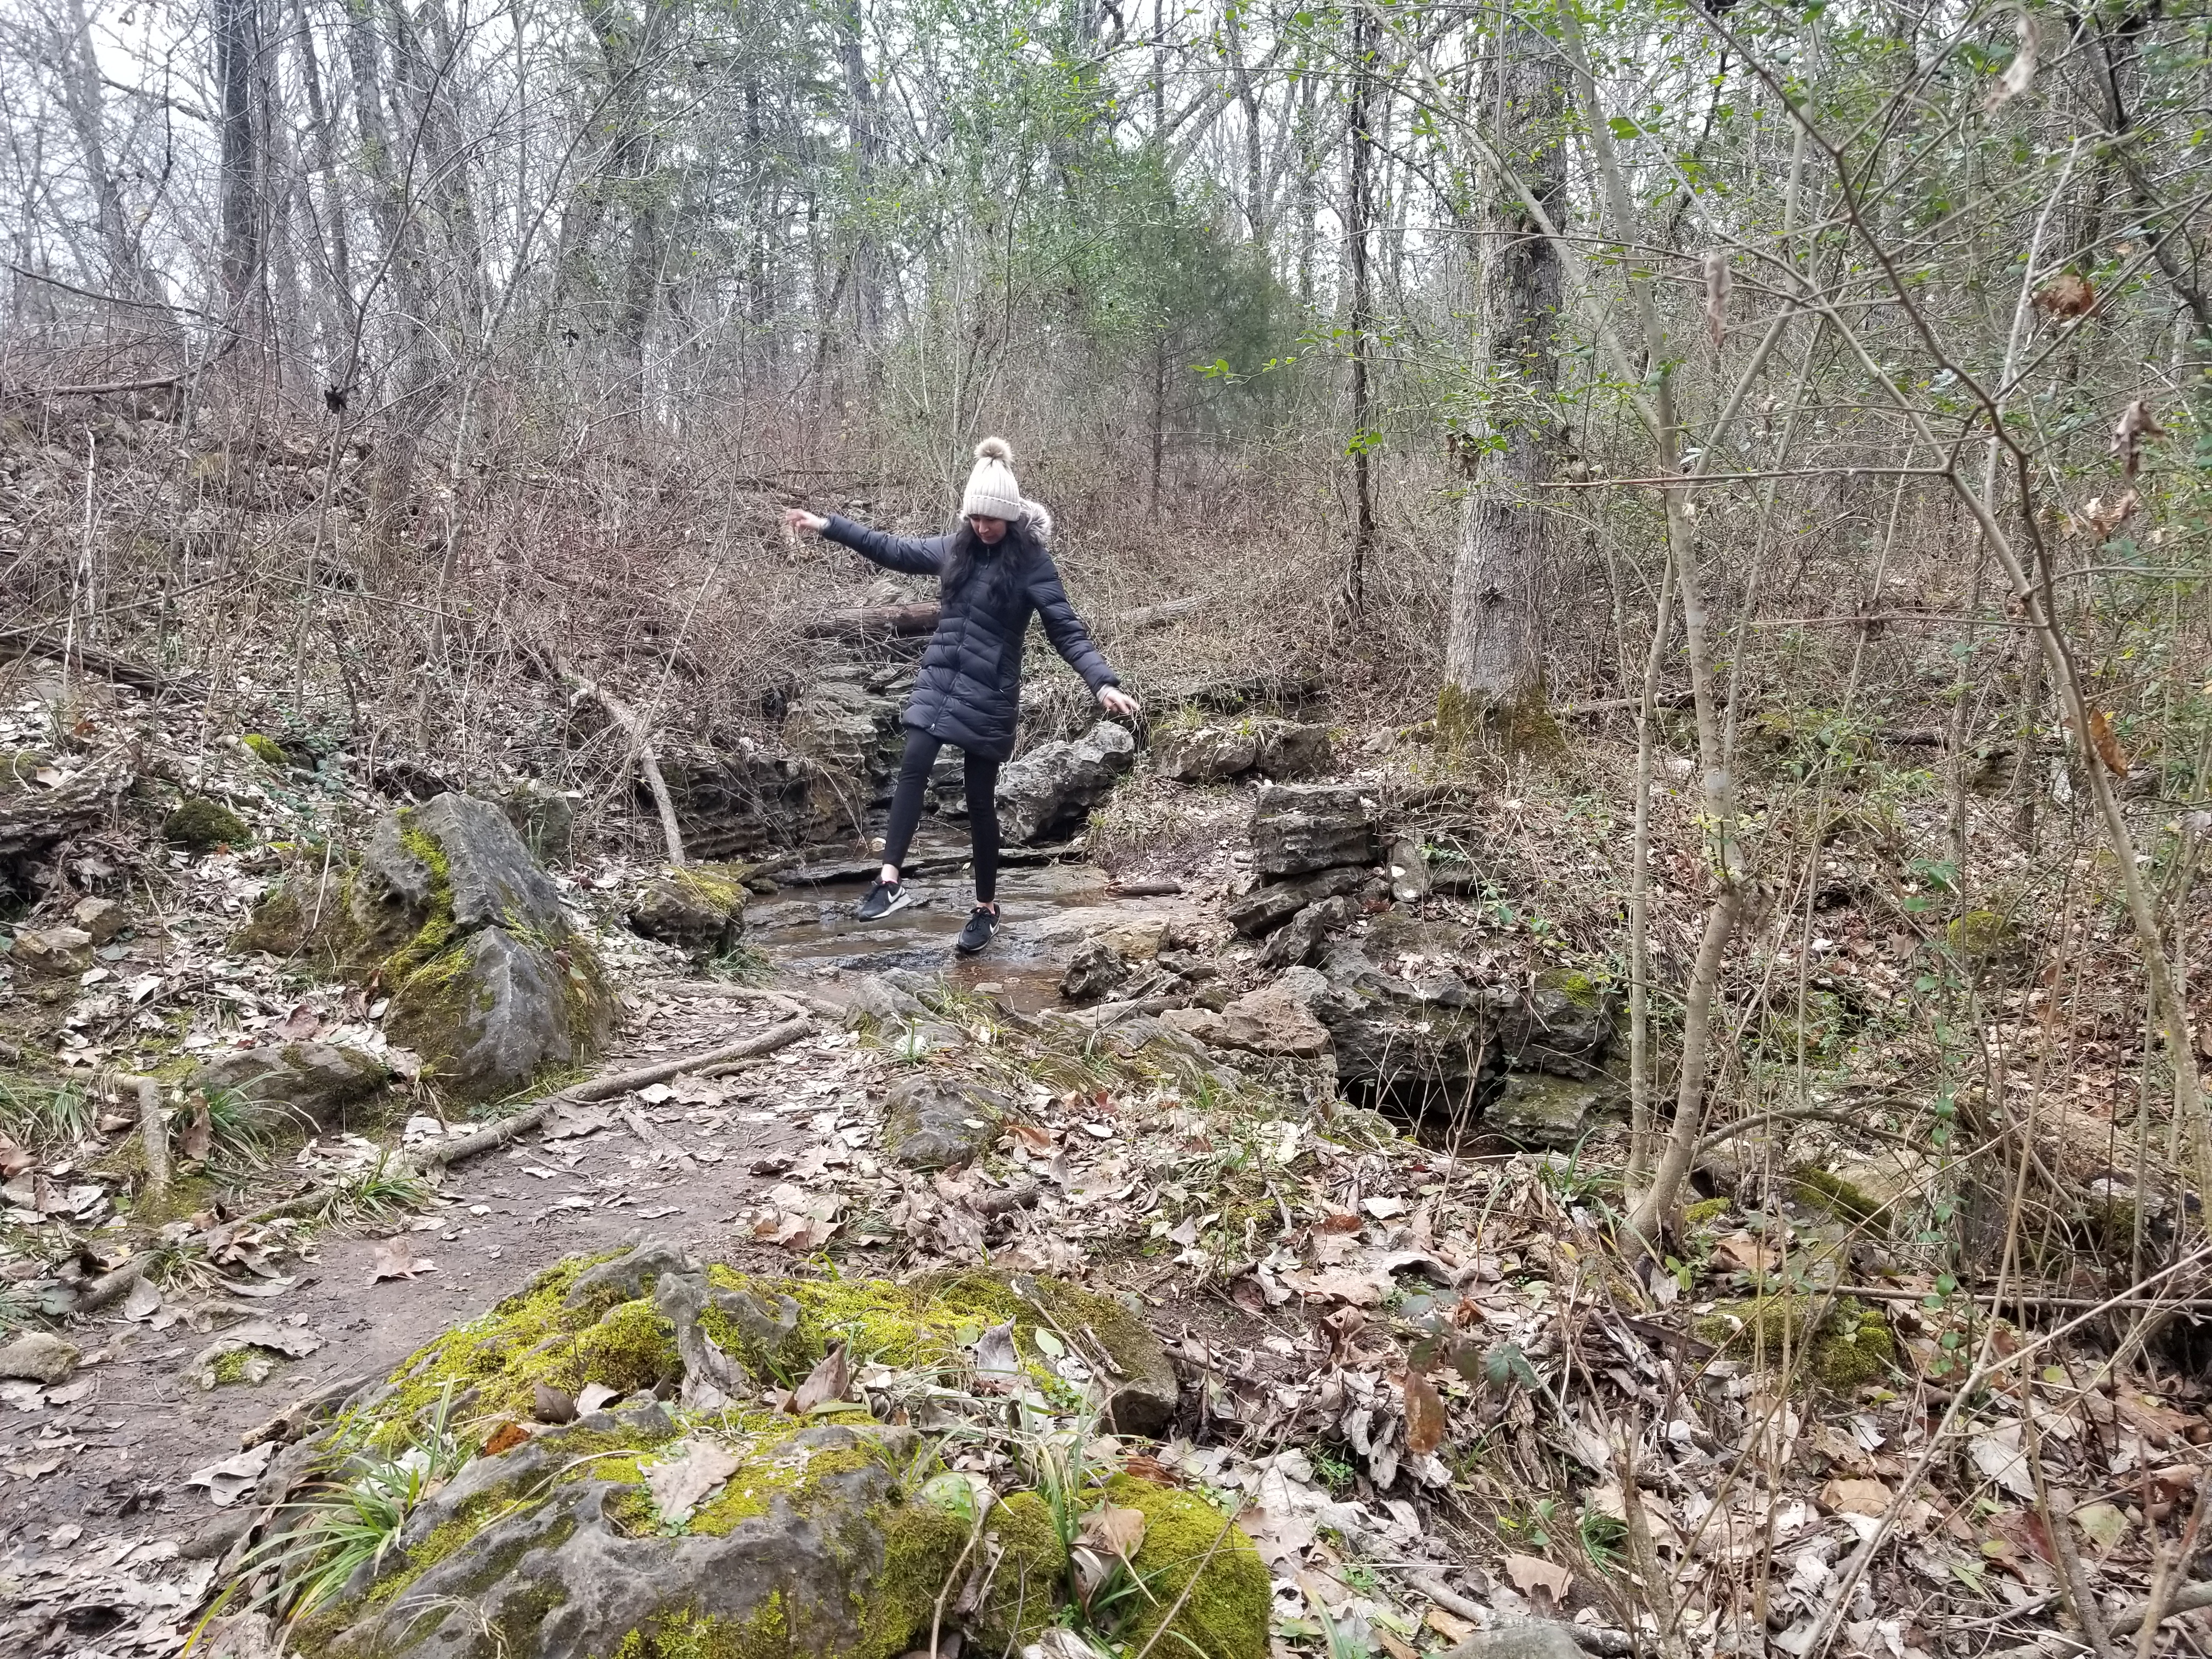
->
960, 436, 1025, 523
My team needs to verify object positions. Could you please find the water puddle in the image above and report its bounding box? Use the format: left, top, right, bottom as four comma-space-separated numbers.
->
749, 833, 1190, 1012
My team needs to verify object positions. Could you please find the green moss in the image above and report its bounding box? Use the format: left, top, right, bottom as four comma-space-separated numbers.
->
669, 864, 752, 918
1104, 1475, 1271, 1659
1436, 680, 1566, 761
1694, 1295, 1895, 1394
210, 1348, 262, 1386
1534, 966, 1605, 1008
1946, 909, 2019, 966
1792, 1166, 1884, 1227
855, 1497, 970, 1658
1683, 1197, 1731, 1228
233, 881, 307, 956
610, 1597, 792, 1659
1808, 1299, 1896, 1392
977, 1491, 1070, 1651
242, 733, 289, 766
359, 1249, 644, 1439
686, 1438, 878, 1537
163, 796, 248, 852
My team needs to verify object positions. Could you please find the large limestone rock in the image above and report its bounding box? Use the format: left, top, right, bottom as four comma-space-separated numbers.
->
1224, 865, 1369, 937
1250, 783, 1376, 877
189, 1042, 390, 1132
1486, 1073, 1618, 1148
1219, 968, 1335, 1059
784, 677, 902, 787
1155, 718, 1332, 784
305, 1244, 1233, 1659
342, 793, 614, 1101
996, 720, 1136, 843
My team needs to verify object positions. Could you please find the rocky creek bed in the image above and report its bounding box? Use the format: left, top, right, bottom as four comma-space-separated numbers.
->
4, 697, 2204, 1659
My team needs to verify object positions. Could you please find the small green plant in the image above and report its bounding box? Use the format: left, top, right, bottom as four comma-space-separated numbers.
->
222, 1384, 471, 1623
1578, 1508, 1629, 1569
1308, 1446, 1357, 1495
0, 1079, 96, 1149
703, 943, 771, 985
324, 1152, 436, 1228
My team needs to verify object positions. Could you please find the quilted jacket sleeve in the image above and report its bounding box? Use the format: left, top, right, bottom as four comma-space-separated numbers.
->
822, 515, 950, 576
1028, 555, 1119, 692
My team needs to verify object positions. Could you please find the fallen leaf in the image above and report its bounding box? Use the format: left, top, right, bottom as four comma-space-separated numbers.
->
1284, 1266, 1390, 1306
121, 1279, 162, 1321
645, 1438, 741, 1524
1404, 1370, 1447, 1457
792, 1342, 851, 1414
533, 1383, 578, 1424
184, 1441, 276, 1507
1970, 1431, 2037, 1500
1987, 9, 2037, 108
2113, 398, 2163, 478
180, 1097, 212, 1164
972, 1322, 1024, 1394
2082, 708, 2130, 779
1821, 1478, 1893, 1517
1503, 1552, 1573, 1606
2073, 1500, 2130, 1554
575, 1383, 620, 1417
1079, 1503, 1148, 1561
481, 1422, 532, 1457
2034, 272, 2095, 319
370, 1238, 435, 1282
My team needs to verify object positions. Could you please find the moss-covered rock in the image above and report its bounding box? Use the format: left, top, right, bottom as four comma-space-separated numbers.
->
629, 865, 751, 958
1104, 1474, 1273, 1659
163, 795, 247, 852
241, 732, 290, 767
1946, 909, 2023, 973
1694, 1294, 1895, 1394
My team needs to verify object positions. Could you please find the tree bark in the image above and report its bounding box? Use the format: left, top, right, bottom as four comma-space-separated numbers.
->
216, 0, 263, 315
1442, 11, 1566, 754
1345, 7, 1377, 618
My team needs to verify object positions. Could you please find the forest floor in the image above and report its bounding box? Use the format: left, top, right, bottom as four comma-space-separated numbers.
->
1, 662, 2207, 1659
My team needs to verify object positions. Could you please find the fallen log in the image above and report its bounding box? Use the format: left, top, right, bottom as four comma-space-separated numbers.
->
425, 1015, 813, 1168
802, 602, 943, 639
0, 751, 132, 856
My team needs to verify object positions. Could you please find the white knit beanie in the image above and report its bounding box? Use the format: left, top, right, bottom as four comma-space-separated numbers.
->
960, 436, 1025, 522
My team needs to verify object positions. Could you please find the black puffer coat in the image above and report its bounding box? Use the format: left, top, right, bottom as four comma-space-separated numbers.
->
822, 504, 1119, 761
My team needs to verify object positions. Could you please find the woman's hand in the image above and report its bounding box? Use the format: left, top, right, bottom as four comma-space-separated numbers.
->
782, 507, 828, 535
1098, 685, 1140, 717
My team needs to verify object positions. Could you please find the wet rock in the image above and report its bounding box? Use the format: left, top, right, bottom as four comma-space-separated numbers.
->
1219, 968, 1334, 1059
627, 866, 749, 958
1224, 865, 1368, 936
0, 1330, 78, 1384
12, 925, 92, 977
1250, 783, 1375, 877
1061, 936, 1131, 1002
1486, 1074, 1618, 1149
996, 720, 1137, 843
1258, 895, 1355, 969
880, 1075, 1008, 1170
1386, 836, 1431, 903
70, 895, 126, 943
189, 1042, 390, 1133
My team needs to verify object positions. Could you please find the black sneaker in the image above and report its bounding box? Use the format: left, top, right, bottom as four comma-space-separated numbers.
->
955, 905, 1000, 955
855, 879, 913, 922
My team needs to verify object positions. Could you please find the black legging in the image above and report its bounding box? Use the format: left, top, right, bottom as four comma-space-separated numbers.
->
882, 727, 1001, 903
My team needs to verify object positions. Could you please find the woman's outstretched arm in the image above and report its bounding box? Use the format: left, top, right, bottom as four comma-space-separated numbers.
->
783, 507, 948, 576
1029, 556, 1139, 714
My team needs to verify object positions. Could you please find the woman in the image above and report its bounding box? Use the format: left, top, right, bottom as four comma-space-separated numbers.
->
783, 437, 1139, 956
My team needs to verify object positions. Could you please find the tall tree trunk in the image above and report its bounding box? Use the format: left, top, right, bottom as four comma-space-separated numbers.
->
217, 0, 262, 315
1344, 6, 1376, 618
1441, 12, 1565, 754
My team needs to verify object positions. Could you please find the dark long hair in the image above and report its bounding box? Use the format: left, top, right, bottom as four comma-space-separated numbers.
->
941, 515, 1038, 608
